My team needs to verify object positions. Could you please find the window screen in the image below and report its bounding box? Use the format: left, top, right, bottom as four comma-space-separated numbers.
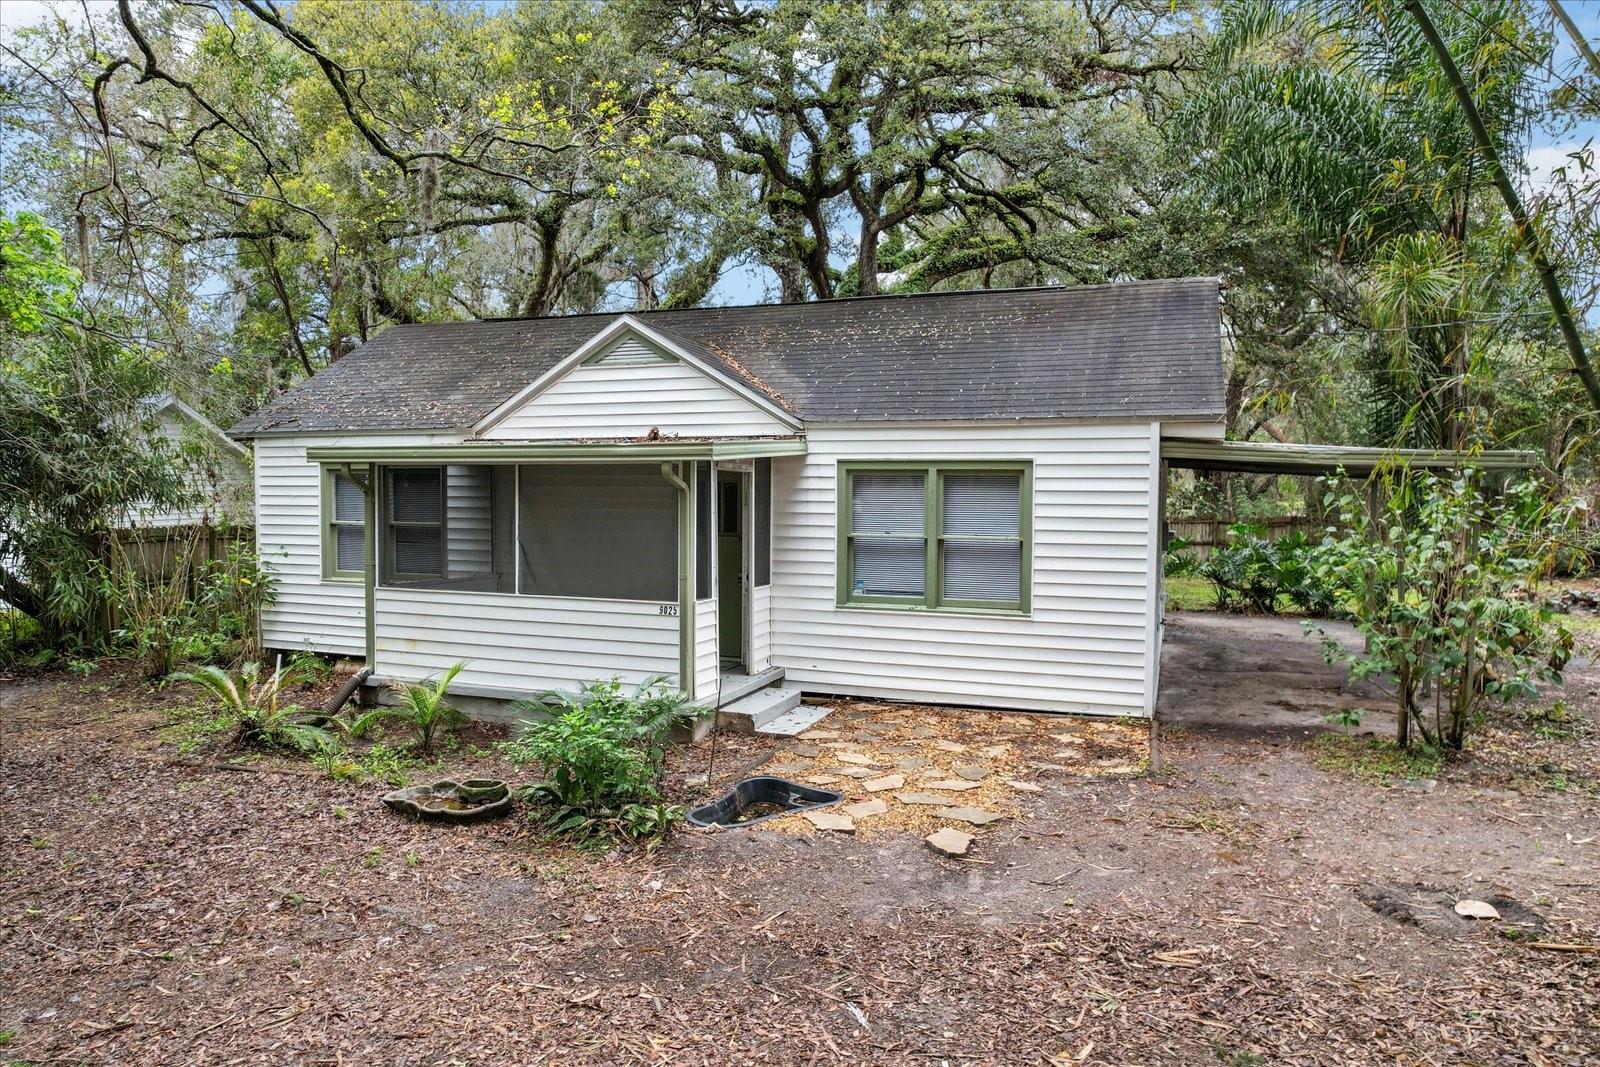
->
849, 472, 926, 598
754, 459, 771, 587
519, 464, 677, 600
325, 469, 367, 578
694, 461, 712, 600
941, 474, 1022, 603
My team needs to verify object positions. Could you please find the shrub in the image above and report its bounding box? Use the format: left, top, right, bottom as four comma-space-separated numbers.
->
1307, 470, 1575, 751
502, 676, 696, 846
170, 659, 337, 755
345, 661, 467, 754
107, 540, 278, 677
1188, 525, 1338, 616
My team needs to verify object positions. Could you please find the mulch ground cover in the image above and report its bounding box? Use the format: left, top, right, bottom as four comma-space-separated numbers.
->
2, 662, 1597, 1065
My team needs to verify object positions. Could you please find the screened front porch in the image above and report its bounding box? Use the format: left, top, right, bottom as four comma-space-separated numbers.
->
308, 440, 793, 705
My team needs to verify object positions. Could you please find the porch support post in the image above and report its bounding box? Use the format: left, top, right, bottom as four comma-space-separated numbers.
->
661, 462, 695, 698
337, 463, 377, 673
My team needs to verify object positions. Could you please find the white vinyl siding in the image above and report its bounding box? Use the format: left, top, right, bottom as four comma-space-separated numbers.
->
255, 433, 461, 658
131, 409, 253, 528
694, 596, 718, 700
375, 588, 679, 694
750, 584, 772, 673
258, 439, 366, 655
481, 359, 793, 441
770, 422, 1158, 716
445, 464, 493, 574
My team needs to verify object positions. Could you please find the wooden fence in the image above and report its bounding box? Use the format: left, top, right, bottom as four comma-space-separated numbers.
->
1166, 515, 1321, 560
110, 523, 254, 587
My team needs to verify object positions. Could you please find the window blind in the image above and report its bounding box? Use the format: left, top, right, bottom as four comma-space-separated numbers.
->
335, 525, 365, 572
384, 467, 445, 580
850, 473, 926, 597
389, 468, 442, 524
332, 474, 365, 523
393, 525, 444, 575
941, 473, 1022, 602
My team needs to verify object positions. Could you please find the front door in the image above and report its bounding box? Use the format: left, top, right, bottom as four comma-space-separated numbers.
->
717, 470, 747, 669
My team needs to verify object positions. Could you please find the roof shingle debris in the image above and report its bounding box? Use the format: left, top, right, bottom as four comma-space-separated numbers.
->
229, 277, 1224, 437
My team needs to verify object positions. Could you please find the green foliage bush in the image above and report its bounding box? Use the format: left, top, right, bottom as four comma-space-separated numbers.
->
1307, 470, 1575, 751
1168, 525, 1336, 616
345, 662, 467, 754
170, 659, 337, 755
112, 543, 277, 678
502, 676, 696, 847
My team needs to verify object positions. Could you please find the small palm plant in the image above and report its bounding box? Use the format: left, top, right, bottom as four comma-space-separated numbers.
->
171, 658, 336, 754
346, 662, 467, 754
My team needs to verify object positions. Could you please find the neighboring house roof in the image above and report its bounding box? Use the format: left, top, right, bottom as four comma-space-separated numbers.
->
143, 394, 250, 457
228, 277, 1224, 438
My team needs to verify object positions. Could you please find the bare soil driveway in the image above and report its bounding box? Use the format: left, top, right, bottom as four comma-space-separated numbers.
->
2, 616, 1596, 1065
1159, 611, 1391, 734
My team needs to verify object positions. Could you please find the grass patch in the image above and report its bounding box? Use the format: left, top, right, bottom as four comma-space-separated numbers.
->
312, 742, 420, 787
160, 703, 237, 756
1165, 575, 1215, 611
1312, 734, 1443, 785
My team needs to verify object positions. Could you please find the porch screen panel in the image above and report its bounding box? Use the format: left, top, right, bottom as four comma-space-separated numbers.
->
940, 474, 1022, 602
694, 461, 712, 600
518, 464, 676, 600
849, 472, 926, 597
754, 459, 771, 587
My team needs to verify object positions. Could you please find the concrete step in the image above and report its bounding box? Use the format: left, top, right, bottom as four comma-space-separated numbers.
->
755, 702, 832, 737
717, 667, 785, 707
716, 686, 802, 733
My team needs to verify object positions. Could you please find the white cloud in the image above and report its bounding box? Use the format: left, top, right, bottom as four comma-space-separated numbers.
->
1523, 142, 1597, 195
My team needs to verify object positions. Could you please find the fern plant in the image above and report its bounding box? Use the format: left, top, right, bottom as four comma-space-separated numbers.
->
502, 676, 696, 844
170, 659, 336, 755
345, 661, 467, 754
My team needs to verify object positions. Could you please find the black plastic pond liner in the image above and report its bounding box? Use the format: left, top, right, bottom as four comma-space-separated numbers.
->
687, 776, 843, 829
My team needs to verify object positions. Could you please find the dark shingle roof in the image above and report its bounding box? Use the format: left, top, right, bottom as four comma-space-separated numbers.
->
228, 277, 1223, 437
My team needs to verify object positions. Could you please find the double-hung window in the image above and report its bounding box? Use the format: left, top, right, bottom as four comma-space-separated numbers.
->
382, 466, 446, 584
322, 467, 368, 581
838, 462, 1030, 613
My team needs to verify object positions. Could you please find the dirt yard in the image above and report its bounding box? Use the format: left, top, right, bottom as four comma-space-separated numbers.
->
3, 617, 1597, 1066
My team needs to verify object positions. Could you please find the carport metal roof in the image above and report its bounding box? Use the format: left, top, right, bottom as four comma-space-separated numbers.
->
1160, 438, 1540, 477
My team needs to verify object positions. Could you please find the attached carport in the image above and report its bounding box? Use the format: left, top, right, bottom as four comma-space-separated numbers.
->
1146, 438, 1539, 761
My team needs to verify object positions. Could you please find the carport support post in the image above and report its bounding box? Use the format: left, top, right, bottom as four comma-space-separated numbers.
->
1149, 457, 1168, 775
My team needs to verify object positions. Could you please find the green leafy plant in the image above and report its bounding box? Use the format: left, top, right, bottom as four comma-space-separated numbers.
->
502, 676, 696, 846
286, 649, 333, 686
1184, 525, 1338, 617
344, 662, 467, 754
1307, 470, 1576, 751
170, 659, 336, 755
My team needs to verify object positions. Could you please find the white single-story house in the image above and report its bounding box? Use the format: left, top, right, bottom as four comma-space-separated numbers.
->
131, 394, 254, 529
228, 278, 1230, 723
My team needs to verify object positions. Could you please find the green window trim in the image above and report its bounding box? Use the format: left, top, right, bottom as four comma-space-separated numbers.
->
835, 460, 1032, 615
321, 465, 369, 582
